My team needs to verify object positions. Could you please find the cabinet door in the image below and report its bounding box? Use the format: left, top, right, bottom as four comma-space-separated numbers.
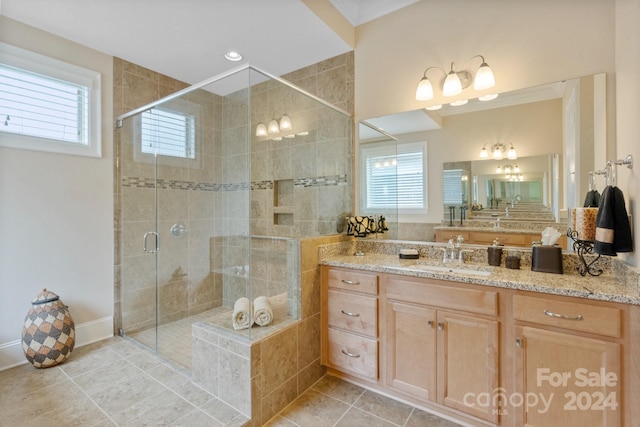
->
385, 299, 437, 402
437, 311, 499, 424
514, 326, 620, 427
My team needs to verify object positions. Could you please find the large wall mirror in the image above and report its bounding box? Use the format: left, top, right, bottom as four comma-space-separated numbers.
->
357, 73, 608, 228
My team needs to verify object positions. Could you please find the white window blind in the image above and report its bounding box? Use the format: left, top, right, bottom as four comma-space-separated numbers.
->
362, 141, 427, 213
443, 169, 465, 205
0, 64, 89, 144
141, 107, 195, 159
0, 42, 101, 157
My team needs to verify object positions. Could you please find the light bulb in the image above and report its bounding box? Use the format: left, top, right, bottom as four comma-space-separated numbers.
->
415, 77, 434, 101
279, 114, 292, 131
474, 62, 495, 90
479, 146, 488, 158
514, 165, 520, 173
493, 146, 503, 159
504, 165, 512, 173
255, 123, 267, 137
268, 119, 279, 134
443, 70, 462, 96
507, 145, 517, 160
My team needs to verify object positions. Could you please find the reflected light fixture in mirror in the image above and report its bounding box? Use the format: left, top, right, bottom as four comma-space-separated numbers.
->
255, 123, 267, 137
268, 119, 280, 134
415, 55, 495, 102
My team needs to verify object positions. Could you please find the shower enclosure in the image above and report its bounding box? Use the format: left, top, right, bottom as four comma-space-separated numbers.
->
115, 65, 352, 370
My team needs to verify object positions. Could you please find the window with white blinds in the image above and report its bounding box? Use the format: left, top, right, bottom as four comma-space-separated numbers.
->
141, 107, 195, 159
361, 140, 427, 213
0, 42, 101, 157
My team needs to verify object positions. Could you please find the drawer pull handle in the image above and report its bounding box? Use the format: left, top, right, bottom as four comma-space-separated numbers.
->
341, 310, 360, 317
341, 349, 361, 358
437, 322, 444, 331
427, 320, 434, 328
515, 337, 523, 348
341, 279, 360, 285
543, 309, 583, 321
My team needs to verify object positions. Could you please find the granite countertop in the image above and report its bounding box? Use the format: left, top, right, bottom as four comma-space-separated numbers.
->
321, 252, 640, 305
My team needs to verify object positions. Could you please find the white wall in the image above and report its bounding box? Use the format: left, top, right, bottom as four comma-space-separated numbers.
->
0, 17, 114, 369
354, 0, 615, 121
615, 0, 640, 267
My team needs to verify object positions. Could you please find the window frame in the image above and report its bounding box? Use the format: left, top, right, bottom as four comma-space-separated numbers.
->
360, 139, 428, 215
140, 107, 196, 159
0, 42, 102, 158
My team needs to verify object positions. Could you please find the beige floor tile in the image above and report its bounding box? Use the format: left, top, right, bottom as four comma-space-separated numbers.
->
110, 388, 196, 426
263, 415, 298, 426
353, 389, 414, 426
335, 407, 398, 427
312, 374, 365, 405
169, 408, 224, 426
405, 408, 464, 427
200, 397, 243, 424
279, 388, 349, 427
89, 373, 163, 416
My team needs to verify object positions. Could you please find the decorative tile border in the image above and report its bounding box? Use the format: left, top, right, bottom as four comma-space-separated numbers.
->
123, 175, 347, 192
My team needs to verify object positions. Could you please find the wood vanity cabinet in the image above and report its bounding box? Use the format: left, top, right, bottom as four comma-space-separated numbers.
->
322, 264, 636, 427
321, 267, 379, 381
511, 294, 621, 427
384, 274, 500, 424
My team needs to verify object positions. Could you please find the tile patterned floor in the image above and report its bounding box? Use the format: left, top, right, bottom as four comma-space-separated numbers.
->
0, 337, 463, 427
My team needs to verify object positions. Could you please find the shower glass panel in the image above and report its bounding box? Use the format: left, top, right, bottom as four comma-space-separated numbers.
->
116, 65, 351, 370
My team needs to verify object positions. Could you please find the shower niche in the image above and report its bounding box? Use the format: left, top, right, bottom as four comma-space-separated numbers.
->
273, 179, 294, 225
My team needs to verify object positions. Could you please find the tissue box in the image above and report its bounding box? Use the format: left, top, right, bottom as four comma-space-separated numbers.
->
531, 246, 563, 274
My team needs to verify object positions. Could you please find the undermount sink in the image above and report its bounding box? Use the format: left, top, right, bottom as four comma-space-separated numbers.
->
411, 264, 492, 277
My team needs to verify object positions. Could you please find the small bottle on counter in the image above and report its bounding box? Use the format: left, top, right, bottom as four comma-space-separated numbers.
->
487, 239, 503, 266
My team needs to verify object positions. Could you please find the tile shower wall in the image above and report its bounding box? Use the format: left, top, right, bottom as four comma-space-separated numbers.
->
114, 58, 223, 333
114, 52, 354, 334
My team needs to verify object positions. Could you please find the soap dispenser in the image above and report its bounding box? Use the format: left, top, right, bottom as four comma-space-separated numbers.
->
487, 239, 503, 266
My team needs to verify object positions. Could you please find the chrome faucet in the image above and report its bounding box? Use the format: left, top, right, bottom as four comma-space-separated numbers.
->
442, 235, 468, 263
493, 217, 500, 229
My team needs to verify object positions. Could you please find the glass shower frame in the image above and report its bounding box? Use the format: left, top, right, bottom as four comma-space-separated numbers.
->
115, 64, 352, 364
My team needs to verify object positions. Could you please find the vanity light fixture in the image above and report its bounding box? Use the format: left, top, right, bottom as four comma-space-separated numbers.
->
496, 164, 522, 175
480, 142, 517, 160
415, 55, 495, 102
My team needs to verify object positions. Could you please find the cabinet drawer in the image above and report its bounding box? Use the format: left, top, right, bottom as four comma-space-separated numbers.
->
327, 268, 378, 295
385, 276, 498, 316
328, 290, 377, 337
327, 328, 378, 379
471, 231, 528, 246
513, 295, 621, 338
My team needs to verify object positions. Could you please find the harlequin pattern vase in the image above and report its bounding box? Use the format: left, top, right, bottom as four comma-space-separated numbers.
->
22, 288, 75, 368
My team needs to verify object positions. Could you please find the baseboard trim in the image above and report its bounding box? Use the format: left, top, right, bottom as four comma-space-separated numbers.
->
0, 316, 114, 372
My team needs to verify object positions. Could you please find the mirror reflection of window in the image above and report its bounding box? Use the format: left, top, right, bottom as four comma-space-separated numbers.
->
360, 140, 427, 214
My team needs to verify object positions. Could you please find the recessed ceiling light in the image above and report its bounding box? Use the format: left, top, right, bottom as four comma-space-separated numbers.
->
224, 51, 243, 62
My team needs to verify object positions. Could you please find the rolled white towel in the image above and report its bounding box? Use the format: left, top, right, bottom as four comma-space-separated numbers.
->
232, 297, 252, 330
253, 296, 273, 327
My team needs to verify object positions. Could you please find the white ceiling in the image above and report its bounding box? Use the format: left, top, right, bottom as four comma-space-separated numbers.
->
0, 0, 415, 95
329, 0, 420, 26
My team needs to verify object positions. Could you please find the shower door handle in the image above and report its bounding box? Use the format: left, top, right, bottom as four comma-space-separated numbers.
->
143, 231, 159, 254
